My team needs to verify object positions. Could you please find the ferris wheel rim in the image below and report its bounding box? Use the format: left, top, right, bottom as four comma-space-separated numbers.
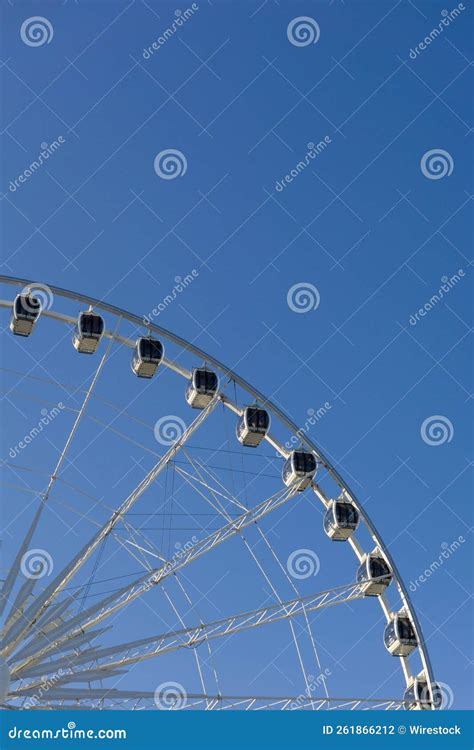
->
0, 274, 437, 706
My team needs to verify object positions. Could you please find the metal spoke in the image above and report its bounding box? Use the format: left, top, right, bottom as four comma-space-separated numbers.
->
7, 689, 406, 711
2, 397, 220, 659
12, 579, 370, 680
10, 482, 299, 673
0, 276, 438, 709
1, 336, 115, 622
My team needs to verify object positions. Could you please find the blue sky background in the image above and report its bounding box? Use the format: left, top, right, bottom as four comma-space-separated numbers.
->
0, 0, 472, 710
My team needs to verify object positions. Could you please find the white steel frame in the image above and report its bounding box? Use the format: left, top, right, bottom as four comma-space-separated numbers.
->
0, 276, 437, 710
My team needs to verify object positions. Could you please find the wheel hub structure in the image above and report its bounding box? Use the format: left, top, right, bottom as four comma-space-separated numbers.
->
0, 277, 437, 711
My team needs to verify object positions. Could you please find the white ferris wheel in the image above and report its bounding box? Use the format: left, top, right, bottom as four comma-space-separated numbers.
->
0, 276, 439, 712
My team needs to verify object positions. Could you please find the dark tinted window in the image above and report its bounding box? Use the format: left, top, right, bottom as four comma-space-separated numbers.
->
416, 681, 430, 705
16, 294, 40, 319
81, 314, 104, 336
335, 502, 358, 527
397, 617, 416, 643
246, 408, 269, 430
195, 370, 218, 392
430, 683, 443, 709
139, 338, 163, 361
369, 557, 390, 579
293, 451, 316, 473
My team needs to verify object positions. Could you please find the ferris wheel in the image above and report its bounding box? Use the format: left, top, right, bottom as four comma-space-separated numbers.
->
0, 276, 439, 711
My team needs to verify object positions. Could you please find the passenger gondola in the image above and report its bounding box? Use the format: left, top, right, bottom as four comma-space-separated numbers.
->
282, 450, 317, 491
236, 406, 270, 447
72, 310, 105, 354
185, 367, 219, 409
403, 675, 441, 710
131, 337, 164, 378
323, 498, 359, 540
356, 551, 392, 596
9, 292, 41, 337
384, 611, 418, 656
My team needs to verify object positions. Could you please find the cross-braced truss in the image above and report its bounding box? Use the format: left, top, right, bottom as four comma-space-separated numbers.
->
0, 277, 437, 711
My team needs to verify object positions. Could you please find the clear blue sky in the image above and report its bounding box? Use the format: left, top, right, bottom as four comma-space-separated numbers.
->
0, 0, 472, 710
